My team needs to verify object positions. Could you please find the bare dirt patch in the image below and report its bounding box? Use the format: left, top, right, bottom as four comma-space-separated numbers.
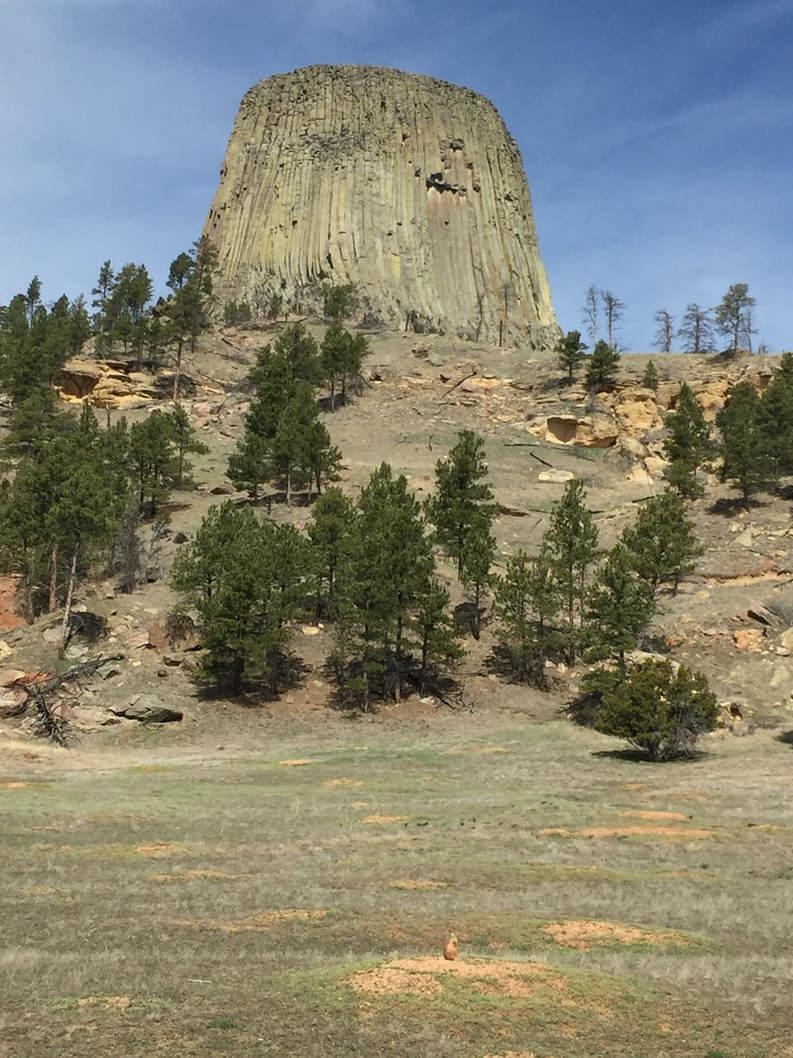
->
538, 825, 714, 841
542, 919, 690, 951
620, 810, 689, 822
1, 781, 28, 789
174, 908, 327, 933
134, 842, 185, 857
279, 758, 314, 767
348, 957, 567, 1000
389, 879, 449, 891
324, 778, 364, 788
76, 995, 132, 1011
150, 868, 236, 884
362, 814, 409, 825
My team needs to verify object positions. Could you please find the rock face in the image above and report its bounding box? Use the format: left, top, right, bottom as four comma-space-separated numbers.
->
204, 65, 557, 347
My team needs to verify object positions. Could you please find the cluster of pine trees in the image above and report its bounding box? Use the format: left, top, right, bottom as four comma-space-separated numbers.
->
228, 322, 368, 503
0, 324, 206, 634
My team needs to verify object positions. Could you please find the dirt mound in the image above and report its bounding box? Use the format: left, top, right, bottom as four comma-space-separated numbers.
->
348, 957, 566, 1000
542, 919, 689, 950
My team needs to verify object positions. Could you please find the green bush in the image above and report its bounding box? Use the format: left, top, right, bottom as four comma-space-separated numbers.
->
595, 658, 718, 760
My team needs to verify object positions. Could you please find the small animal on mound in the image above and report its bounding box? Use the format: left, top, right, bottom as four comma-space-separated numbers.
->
443, 931, 458, 961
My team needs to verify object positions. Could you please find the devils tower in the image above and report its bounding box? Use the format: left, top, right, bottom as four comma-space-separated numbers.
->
204, 65, 557, 347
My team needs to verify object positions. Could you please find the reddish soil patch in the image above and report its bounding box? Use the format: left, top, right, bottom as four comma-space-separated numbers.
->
620, 810, 689, 822
542, 919, 689, 950
348, 957, 567, 1000
0, 576, 26, 631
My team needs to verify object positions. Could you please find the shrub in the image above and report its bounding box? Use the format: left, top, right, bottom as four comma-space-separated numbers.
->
595, 658, 718, 760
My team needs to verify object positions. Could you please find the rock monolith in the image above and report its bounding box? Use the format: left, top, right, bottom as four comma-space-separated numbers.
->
204, 65, 557, 347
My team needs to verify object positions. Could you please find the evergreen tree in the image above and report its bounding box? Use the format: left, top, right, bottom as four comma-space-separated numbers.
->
596, 658, 718, 760
677, 303, 715, 354
715, 283, 756, 355
272, 322, 322, 386
321, 324, 350, 409
493, 546, 560, 687
128, 410, 177, 516
91, 260, 114, 332
586, 545, 655, 671
641, 360, 659, 391
308, 487, 355, 618
621, 489, 702, 595
716, 380, 771, 501
556, 330, 588, 384
165, 238, 217, 398
334, 464, 435, 707
322, 282, 356, 321
460, 515, 495, 639
173, 503, 309, 695
302, 418, 342, 500
546, 480, 598, 664
585, 340, 621, 391
412, 579, 463, 693
272, 383, 319, 503
662, 383, 712, 498
167, 404, 209, 488
227, 431, 273, 501
758, 352, 793, 478
426, 430, 496, 578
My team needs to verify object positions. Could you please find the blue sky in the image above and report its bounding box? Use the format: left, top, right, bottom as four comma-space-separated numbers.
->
1, 0, 791, 351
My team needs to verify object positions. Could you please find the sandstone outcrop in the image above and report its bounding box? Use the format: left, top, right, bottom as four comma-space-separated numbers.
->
203, 65, 557, 347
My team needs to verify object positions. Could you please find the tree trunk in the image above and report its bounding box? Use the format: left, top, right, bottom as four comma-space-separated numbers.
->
173, 339, 183, 401
230, 653, 244, 697
48, 545, 58, 613
58, 547, 79, 659
285, 465, 292, 505
329, 378, 335, 411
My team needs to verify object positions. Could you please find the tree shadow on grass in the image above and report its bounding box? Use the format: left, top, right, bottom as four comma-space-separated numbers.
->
591, 746, 710, 763
775, 731, 793, 747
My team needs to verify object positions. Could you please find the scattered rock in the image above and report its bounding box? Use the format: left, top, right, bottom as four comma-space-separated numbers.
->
538, 469, 575, 484
733, 629, 765, 653
111, 696, 183, 723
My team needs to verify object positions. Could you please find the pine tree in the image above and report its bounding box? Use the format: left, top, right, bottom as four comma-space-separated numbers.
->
641, 360, 659, 391
586, 545, 655, 671
426, 430, 496, 579
128, 410, 177, 516
621, 490, 702, 595
167, 404, 209, 488
460, 515, 495, 639
677, 303, 714, 355
716, 380, 770, 501
227, 431, 273, 501
272, 384, 319, 503
663, 383, 712, 499
556, 330, 588, 384
302, 418, 341, 500
172, 503, 309, 695
715, 283, 756, 356
412, 579, 463, 693
758, 352, 793, 478
546, 480, 598, 664
585, 340, 621, 391
493, 545, 559, 687
321, 324, 349, 410
308, 487, 355, 618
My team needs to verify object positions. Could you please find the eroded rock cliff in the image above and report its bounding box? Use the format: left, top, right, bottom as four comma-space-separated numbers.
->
203, 65, 557, 347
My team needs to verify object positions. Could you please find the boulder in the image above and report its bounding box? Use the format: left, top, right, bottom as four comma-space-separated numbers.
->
544, 412, 619, 448
111, 696, 183, 724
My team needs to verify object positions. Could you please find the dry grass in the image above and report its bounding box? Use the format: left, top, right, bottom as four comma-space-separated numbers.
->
1, 718, 792, 1057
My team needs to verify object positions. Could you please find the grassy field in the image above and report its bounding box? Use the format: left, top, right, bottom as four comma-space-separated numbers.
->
2, 715, 792, 1058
